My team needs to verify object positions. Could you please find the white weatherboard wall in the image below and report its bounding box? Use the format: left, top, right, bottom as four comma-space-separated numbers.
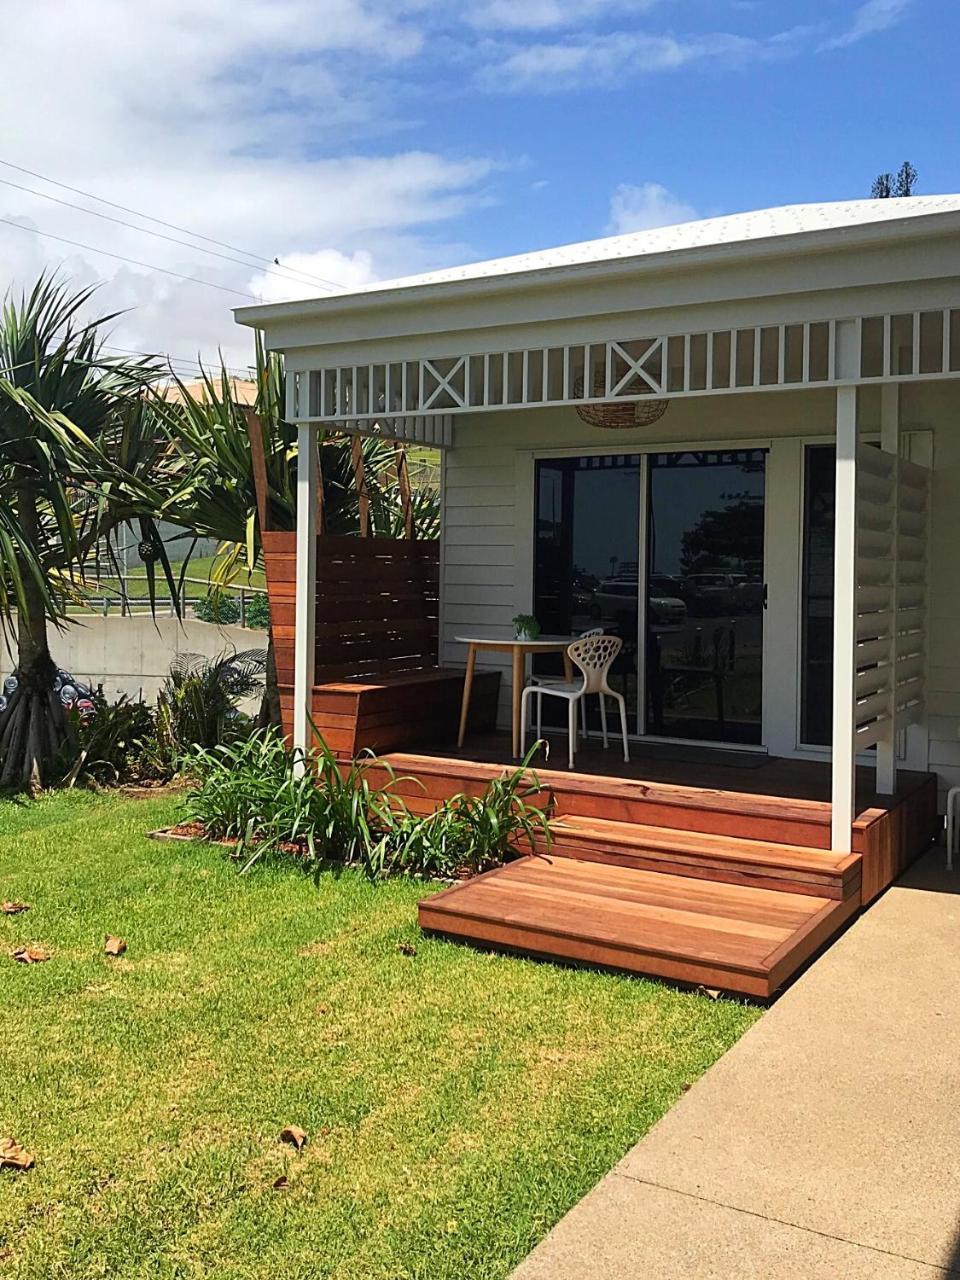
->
440, 379, 960, 803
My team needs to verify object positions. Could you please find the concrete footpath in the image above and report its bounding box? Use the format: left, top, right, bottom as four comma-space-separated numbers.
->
513, 846, 960, 1278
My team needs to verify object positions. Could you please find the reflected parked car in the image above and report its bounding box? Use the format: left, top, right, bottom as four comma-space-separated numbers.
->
595, 573, 687, 635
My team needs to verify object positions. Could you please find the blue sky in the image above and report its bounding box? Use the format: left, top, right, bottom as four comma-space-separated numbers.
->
372, 0, 954, 257
0, 0, 951, 370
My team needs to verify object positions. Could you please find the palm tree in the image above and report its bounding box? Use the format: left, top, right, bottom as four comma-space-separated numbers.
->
0, 276, 175, 791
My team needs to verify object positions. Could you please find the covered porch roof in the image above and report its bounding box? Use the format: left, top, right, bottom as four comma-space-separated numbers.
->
236, 196, 960, 447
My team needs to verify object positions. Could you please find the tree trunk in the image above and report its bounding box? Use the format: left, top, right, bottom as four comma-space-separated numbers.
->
0, 482, 66, 792
257, 628, 282, 729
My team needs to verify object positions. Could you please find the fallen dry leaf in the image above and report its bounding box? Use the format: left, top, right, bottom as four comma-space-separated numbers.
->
103, 935, 127, 957
11, 946, 49, 964
1, 902, 29, 915
396, 941, 417, 957
279, 1124, 308, 1150
272, 1175, 289, 1191
0, 1137, 34, 1171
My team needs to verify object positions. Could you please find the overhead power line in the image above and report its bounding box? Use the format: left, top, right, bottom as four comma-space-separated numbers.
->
0, 155, 349, 293
102, 343, 252, 380
0, 216, 256, 301
0, 173, 339, 296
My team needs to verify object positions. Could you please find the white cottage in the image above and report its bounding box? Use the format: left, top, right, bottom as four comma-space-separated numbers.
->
236, 198, 959, 996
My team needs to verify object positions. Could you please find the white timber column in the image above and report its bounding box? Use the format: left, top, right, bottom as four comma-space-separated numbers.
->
831, 382, 859, 851
876, 382, 900, 794
293, 420, 318, 773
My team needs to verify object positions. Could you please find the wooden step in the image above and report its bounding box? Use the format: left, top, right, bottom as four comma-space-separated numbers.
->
379, 752, 837, 848
419, 854, 859, 999
544, 815, 861, 900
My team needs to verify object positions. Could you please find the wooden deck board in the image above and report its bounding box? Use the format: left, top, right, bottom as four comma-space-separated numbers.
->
420, 856, 855, 998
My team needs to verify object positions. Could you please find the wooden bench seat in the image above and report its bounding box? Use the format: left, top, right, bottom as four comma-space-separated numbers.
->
280, 668, 501, 757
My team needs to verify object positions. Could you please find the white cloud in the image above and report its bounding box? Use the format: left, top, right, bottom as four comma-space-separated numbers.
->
605, 183, 698, 235
467, 0, 659, 32
250, 249, 378, 304
0, 0, 490, 372
482, 29, 761, 91
822, 0, 912, 49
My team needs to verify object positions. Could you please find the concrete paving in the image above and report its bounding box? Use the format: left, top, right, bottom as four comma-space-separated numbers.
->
513, 845, 960, 1279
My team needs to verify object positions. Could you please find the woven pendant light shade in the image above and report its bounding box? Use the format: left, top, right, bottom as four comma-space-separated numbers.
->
573, 371, 668, 429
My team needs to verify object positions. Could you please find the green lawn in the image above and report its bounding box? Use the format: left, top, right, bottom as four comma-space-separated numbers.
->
0, 791, 760, 1280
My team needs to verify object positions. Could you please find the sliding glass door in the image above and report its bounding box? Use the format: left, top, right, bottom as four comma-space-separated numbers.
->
533, 448, 767, 747
644, 450, 766, 745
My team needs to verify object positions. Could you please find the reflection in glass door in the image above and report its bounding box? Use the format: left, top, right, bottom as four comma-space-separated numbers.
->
534, 455, 641, 735
644, 450, 766, 745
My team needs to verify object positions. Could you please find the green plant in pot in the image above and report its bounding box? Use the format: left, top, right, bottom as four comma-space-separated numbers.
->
512, 613, 541, 640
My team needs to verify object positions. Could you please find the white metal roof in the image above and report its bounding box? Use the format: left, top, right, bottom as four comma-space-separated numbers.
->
337, 196, 960, 297
235, 195, 960, 330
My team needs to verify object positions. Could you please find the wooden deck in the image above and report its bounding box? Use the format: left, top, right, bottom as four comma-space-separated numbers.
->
384, 738, 939, 999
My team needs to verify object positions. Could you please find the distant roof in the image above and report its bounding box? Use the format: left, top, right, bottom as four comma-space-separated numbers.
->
340, 196, 960, 298
160, 377, 258, 406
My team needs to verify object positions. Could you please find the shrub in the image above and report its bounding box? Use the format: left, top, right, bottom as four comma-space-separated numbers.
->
154, 649, 265, 774
182, 729, 400, 873
193, 593, 241, 625
61, 690, 156, 787
243, 594, 270, 630
181, 733, 552, 880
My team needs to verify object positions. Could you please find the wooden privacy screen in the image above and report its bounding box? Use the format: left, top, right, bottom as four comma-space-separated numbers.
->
264, 531, 440, 685
262, 530, 499, 755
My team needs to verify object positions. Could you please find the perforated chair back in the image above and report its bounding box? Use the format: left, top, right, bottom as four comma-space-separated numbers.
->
567, 633, 622, 695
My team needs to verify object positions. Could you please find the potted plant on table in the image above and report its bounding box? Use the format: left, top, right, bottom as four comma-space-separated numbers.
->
512, 614, 541, 641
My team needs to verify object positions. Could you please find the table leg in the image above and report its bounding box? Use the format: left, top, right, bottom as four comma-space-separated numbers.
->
512, 647, 525, 758
457, 645, 477, 748
562, 651, 574, 682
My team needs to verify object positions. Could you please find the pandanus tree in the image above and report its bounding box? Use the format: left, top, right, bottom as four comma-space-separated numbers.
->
154, 338, 440, 724
0, 277, 179, 791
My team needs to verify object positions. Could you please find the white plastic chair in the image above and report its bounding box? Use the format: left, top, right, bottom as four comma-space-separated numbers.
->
527, 627, 604, 742
520, 633, 630, 770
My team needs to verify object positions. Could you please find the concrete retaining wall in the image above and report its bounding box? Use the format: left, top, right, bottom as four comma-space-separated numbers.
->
2, 616, 265, 705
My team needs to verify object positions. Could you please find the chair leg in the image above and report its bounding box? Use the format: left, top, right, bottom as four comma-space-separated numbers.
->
536, 689, 542, 740
614, 692, 630, 763
599, 692, 609, 748
520, 686, 529, 750
567, 699, 577, 770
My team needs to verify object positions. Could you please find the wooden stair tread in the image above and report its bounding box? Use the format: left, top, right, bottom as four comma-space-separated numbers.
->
385, 752, 834, 824
548, 815, 859, 876
420, 856, 856, 996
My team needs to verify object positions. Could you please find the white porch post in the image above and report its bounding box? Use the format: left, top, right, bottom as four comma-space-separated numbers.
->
293, 421, 318, 773
831, 383, 858, 852
876, 383, 900, 794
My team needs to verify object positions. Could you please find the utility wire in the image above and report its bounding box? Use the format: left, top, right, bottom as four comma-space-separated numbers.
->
0, 173, 338, 295
0, 216, 256, 301
0, 156, 349, 292
102, 344, 252, 379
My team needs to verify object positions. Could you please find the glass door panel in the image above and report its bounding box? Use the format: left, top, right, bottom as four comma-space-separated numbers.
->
534, 454, 641, 735
645, 449, 766, 745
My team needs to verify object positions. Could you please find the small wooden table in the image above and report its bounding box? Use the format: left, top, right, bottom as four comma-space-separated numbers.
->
455, 635, 576, 758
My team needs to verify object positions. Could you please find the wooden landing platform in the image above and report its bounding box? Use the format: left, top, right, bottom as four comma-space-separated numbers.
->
420, 855, 859, 999
403, 748, 939, 998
